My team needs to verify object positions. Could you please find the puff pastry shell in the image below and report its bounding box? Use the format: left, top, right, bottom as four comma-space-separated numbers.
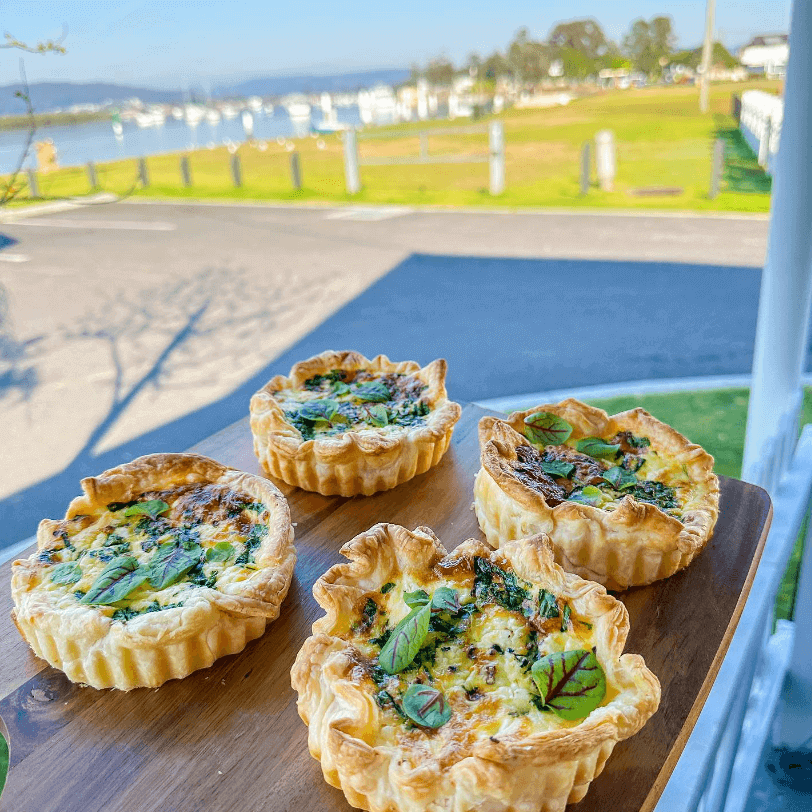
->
291, 523, 660, 812
250, 350, 461, 496
476, 399, 719, 590
11, 453, 296, 691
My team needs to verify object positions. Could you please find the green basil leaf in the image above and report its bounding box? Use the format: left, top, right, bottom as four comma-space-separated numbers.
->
378, 603, 431, 674
523, 412, 573, 445
602, 466, 637, 490
431, 586, 461, 614
530, 648, 607, 720
380, 582, 395, 594
402, 683, 452, 728
628, 434, 651, 448
575, 437, 621, 460
299, 399, 338, 422
560, 604, 572, 632
354, 381, 390, 403
540, 460, 575, 479
567, 485, 606, 507
331, 381, 351, 396
205, 542, 234, 562
124, 499, 169, 520
50, 561, 82, 585
81, 557, 148, 605
403, 589, 431, 608
538, 589, 560, 619
364, 403, 389, 427
147, 542, 203, 589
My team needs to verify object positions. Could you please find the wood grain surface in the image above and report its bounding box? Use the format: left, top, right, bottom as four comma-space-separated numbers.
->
0, 405, 771, 812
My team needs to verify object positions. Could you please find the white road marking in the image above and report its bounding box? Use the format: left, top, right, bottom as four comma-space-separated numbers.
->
0, 253, 29, 262
326, 206, 411, 221
13, 218, 177, 231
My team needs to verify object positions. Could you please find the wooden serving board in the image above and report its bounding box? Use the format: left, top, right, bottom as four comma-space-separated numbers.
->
0, 404, 771, 812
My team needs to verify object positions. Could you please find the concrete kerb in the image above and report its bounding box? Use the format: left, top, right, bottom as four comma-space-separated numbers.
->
0, 193, 118, 222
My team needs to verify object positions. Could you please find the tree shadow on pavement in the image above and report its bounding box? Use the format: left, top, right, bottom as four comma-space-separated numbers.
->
3, 251, 804, 548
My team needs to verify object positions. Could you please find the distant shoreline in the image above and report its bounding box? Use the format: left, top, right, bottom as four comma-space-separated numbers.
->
0, 110, 109, 132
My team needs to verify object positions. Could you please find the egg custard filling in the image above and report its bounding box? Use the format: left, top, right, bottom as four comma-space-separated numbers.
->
273, 367, 432, 441
33, 485, 272, 621
339, 553, 608, 755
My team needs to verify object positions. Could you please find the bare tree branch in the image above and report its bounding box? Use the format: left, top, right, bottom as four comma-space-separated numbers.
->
1, 28, 67, 54
0, 60, 36, 205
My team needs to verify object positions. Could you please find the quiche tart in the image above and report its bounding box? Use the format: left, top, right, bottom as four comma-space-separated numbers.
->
475, 399, 719, 590
291, 523, 660, 812
11, 453, 296, 691
250, 350, 461, 496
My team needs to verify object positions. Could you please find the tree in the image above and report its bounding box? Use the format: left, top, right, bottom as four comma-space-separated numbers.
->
424, 57, 455, 87
506, 28, 551, 85
622, 16, 675, 75
1, 30, 67, 206
483, 51, 510, 82
548, 18, 611, 79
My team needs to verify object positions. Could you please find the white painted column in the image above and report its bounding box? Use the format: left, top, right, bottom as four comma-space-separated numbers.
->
742, 0, 812, 483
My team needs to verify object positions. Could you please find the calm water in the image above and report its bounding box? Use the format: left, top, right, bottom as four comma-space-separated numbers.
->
0, 106, 364, 174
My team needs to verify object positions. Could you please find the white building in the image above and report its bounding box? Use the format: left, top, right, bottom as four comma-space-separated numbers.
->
740, 34, 789, 79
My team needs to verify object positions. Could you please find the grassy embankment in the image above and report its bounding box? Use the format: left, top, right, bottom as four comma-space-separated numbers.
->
581, 387, 812, 622
5, 81, 777, 211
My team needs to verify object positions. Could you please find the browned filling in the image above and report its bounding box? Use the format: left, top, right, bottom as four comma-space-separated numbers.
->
512, 444, 607, 505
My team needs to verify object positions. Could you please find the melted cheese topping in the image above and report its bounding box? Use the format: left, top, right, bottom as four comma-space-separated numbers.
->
342, 558, 608, 766
33, 484, 270, 621
273, 368, 431, 440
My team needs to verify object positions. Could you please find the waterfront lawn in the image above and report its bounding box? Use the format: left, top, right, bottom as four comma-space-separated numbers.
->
5, 81, 778, 212
585, 387, 812, 623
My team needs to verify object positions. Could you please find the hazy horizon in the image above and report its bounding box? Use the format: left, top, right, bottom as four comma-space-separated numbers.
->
1, 1, 792, 90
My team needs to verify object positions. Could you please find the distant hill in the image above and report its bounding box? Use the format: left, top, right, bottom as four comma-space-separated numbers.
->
0, 68, 409, 115
0, 82, 184, 115
215, 68, 410, 97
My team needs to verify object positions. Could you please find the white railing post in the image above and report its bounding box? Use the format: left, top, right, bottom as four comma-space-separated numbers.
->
742, 0, 812, 485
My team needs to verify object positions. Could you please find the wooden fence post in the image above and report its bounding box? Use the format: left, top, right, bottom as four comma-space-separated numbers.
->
290, 151, 302, 190
579, 142, 591, 196
710, 138, 724, 199
343, 129, 360, 195
137, 158, 149, 188
230, 153, 242, 187
180, 156, 192, 187
489, 120, 505, 195
86, 161, 99, 190
26, 168, 39, 198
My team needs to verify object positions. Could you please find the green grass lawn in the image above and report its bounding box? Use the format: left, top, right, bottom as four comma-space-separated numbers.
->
5, 81, 778, 213
0, 731, 7, 796
585, 388, 812, 623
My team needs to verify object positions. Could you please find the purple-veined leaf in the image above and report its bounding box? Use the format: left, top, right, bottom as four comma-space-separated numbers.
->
402, 683, 452, 728
81, 557, 148, 605
431, 586, 460, 614
378, 603, 431, 674
403, 589, 430, 608
147, 542, 203, 589
602, 465, 637, 490
364, 404, 389, 427
530, 648, 607, 721
523, 412, 573, 445
298, 399, 338, 422
575, 437, 621, 460
124, 499, 169, 520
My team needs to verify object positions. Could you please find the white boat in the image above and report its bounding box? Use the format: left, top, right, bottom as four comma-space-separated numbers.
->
205, 108, 221, 125
134, 109, 165, 128
264, 103, 275, 115
184, 105, 205, 126
247, 96, 263, 112
286, 102, 311, 120
171, 107, 184, 120
222, 104, 239, 120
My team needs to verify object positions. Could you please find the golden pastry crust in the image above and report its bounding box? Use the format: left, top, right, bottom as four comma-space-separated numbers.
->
291, 523, 660, 812
476, 399, 719, 590
11, 453, 296, 691
250, 350, 461, 496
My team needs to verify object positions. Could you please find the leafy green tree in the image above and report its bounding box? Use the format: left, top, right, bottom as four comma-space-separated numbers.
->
483, 51, 510, 81
507, 28, 551, 84
424, 57, 455, 87
622, 16, 675, 75
548, 18, 611, 78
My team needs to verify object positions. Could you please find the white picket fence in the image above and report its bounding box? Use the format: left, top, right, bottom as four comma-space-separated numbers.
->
739, 89, 783, 174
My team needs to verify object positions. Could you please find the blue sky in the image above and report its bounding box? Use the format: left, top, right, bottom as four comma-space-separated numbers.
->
2, 0, 793, 88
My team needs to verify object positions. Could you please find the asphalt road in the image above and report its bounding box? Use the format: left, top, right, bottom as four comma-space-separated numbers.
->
0, 201, 780, 546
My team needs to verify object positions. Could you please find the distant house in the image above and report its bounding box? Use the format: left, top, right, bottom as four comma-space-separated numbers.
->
739, 34, 789, 79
